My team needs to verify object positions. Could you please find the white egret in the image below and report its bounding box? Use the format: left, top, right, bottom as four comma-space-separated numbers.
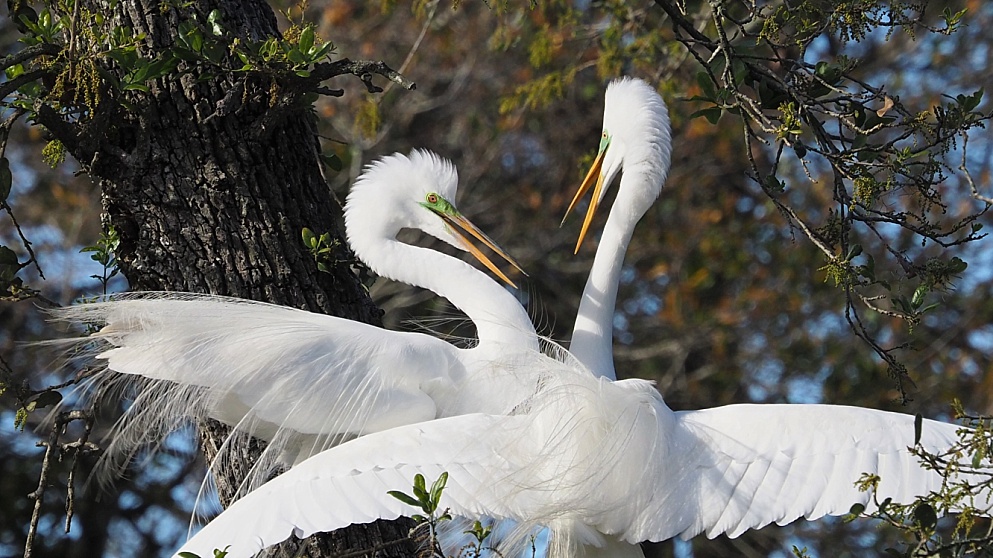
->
175, 361, 981, 558
563, 77, 671, 380
58, 150, 541, 488
173, 79, 989, 558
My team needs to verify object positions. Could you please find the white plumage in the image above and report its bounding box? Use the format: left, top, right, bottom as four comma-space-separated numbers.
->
566, 77, 671, 381
176, 360, 980, 558
175, 78, 988, 557
56, 150, 540, 490
55, 82, 986, 558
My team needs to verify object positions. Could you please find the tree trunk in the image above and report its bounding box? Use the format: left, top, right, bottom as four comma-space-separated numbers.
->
35, 0, 416, 555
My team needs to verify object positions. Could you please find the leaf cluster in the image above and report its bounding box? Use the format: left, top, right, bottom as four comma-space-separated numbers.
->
847, 413, 993, 556
301, 227, 340, 273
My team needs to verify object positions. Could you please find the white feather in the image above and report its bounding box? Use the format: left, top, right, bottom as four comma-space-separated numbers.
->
175, 362, 987, 558
51, 150, 541, 495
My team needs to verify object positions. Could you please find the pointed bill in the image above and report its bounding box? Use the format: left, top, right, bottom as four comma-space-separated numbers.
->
562, 133, 611, 253
438, 212, 525, 289
562, 147, 606, 227
574, 171, 606, 254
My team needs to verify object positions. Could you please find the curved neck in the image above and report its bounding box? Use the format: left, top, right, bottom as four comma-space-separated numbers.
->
359, 234, 538, 351
570, 162, 664, 380
569, 202, 633, 380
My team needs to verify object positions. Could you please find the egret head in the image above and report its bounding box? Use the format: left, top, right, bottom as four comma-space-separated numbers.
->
563, 77, 672, 253
346, 149, 524, 287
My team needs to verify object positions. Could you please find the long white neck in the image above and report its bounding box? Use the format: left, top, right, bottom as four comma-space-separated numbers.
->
353, 230, 538, 351
570, 161, 663, 380
568, 199, 634, 380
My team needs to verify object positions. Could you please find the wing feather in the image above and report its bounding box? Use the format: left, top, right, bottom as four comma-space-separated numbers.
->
52, 293, 467, 493
630, 404, 969, 542
174, 414, 526, 558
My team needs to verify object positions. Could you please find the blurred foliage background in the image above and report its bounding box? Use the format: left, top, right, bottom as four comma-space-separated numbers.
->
2, 0, 993, 556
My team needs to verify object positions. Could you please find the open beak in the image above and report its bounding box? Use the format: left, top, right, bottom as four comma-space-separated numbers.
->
437, 212, 527, 289
562, 144, 608, 254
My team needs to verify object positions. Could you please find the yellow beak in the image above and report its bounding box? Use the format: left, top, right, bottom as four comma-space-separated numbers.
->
562, 146, 607, 254
438, 212, 527, 289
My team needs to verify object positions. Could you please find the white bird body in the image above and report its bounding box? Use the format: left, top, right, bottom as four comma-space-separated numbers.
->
58, 150, 540, 482
174, 78, 989, 557
176, 358, 980, 558
568, 77, 672, 381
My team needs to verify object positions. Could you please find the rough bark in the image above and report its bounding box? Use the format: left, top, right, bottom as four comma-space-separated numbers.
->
34, 0, 416, 555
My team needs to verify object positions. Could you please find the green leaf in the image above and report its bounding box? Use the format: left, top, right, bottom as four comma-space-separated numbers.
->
298, 26, 315, 56
429, 471, 448, 505
202, 43, 226, 64
911, 284, 928, 310
757, 78, 786, 109
0, 246, 20, 284
311, 42, 333, 60
914, 413, 923, 445
918, 302, 940, 315
696, 71, 716, 101
387, 490, 421, 508
845, 244, 862, 261
913, 502, 937, 530
947, 257, 968, 274
731, 59, 749, 86
321, 153, 343, 172
286, 48, 307, 66
207, 9, 224, 35
29, 390, 62, 410
793, 141, 807, 158
5, 63, 25, 80
863, 254, 875, 280
145, 56, 179, 81
843, 502, 865, 523
177, 553, 201, 558
763, 174, 785, 193
0, 157, 11, 203
301, 227, 316, 248
413, 481, 428, 502
689, 107, 721, 125
893, 296, 911, 314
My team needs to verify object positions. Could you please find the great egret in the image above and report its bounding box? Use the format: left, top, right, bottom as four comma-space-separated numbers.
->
175, 360, 981, 558
563, 77, 671, 380
173, 82, 988, 558
58, 150, 541, 488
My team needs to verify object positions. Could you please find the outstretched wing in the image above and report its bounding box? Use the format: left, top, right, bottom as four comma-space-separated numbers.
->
174, 413, 529, 558
629, 404, 973, 542
60, 293, 465, 435
55, 293, 467, 478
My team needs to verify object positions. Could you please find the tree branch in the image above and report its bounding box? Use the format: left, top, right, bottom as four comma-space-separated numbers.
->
0, 43, 61, 73
308, 59, 416, 93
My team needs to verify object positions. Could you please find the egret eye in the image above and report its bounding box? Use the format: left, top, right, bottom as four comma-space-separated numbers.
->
426, 193, 439, 204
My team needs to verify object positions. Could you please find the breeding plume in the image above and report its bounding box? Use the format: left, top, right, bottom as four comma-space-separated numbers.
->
174, 81, 987, 558
58, 150, 540, 491
176, 360, 979, 558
